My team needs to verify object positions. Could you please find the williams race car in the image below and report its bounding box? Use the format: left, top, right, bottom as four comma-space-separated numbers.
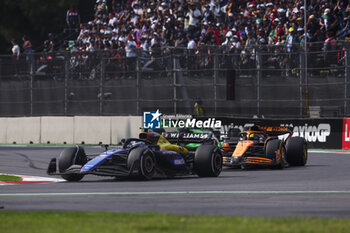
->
222, 125, 307, 169
162, 128, 222, 151
47, 131, 222, 181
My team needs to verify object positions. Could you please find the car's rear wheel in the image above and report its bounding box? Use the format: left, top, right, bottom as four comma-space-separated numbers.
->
266, 139, 285, 169
58, 146, 87, 181
194, 145, 222, 177
285, 137, 307, 166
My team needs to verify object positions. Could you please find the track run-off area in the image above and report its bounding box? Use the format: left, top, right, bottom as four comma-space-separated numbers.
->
1, 146, 350, 217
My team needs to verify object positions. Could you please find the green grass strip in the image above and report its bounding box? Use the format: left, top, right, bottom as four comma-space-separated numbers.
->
0, 211, 350, 233
0, 175, 22, 182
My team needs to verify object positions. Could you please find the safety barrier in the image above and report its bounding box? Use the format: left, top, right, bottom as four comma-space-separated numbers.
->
215, 118, 343, 149
1, 116, 350, 149
6, 117, 41, 144
41, 117, 74, 144
0, 116, 142, 145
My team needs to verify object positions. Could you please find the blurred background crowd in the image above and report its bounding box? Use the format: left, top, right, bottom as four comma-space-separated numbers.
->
9, 0, 350, 79
70, 0, 350, 52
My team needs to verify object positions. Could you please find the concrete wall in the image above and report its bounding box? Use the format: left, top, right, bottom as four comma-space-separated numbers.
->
0, 118, 7, 143
41, 117, 74, 144
6, 117, 41, 144
111, 116, 141, 144
74, 116, 112, 144
0, 116, 142, 144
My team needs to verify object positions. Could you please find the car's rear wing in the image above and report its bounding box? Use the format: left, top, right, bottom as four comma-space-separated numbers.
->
162, 132, 212, 144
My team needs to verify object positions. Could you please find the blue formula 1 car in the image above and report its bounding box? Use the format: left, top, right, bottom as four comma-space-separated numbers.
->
47, 131, 222, 181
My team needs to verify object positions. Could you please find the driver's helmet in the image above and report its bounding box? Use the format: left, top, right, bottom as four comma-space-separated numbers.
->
139, 132, 160, 144
250, 133, 262, 140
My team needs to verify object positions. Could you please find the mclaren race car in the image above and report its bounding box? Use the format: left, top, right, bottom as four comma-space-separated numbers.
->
222, 125, 307, 169
47, 131, 222, 181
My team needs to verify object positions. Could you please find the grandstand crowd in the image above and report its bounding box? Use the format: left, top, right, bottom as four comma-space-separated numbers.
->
10, 0, 350, 79
71, 0, 350, 53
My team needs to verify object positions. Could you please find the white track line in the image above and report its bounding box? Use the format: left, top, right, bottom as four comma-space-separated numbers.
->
1, 190, 350, 197
309, 150, 350, 154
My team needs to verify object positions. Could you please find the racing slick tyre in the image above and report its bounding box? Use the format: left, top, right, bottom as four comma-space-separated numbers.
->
285, 137, 307, 166
266, 139, 285, 169
194, 145, 222, 177
139, 152, 156, 180
58, 146, 87, 181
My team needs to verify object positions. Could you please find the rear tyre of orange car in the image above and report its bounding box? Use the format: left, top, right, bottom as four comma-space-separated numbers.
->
194, 145, 222, 177
58, 146, 87, 181
266, 139, 285, 169
285, 137, 307, 166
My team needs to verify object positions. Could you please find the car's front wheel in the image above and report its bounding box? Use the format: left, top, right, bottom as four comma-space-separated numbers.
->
194, 145, 222, 177
58, 146, 87, 181
266, 139, 285, 169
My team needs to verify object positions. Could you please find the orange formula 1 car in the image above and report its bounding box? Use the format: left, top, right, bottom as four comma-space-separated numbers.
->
222, 125, 307, 169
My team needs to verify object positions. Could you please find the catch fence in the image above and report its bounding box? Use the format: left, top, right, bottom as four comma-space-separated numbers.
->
0, 41, 349, 118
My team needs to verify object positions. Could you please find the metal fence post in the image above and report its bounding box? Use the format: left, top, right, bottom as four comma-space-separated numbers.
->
64, 52, 69, 115
213, 48, 218, 115
173, 52, 177, 115
300, 50, 305, 118
136, 52, 140, 115
345, 44, 350, 116
256, 48, 262, 117
99, 51, 105, 115
30, 57, 34, 116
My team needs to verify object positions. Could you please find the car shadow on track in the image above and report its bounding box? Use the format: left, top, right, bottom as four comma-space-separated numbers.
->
58, 174, 246, 183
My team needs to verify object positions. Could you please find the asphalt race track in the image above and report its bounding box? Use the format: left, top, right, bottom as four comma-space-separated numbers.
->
1, 146, 350, 217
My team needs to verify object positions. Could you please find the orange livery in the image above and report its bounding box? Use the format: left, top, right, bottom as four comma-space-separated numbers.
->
222, 125, 307, 169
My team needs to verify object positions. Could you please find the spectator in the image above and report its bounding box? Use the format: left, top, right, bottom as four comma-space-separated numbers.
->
66, 7, 81, 30
108, 12, 118, 27
187, 34, 197, 77
11, 39, 20, 76
202, 4, 215, 25
323, 31, 338, 64
125, 31, 137, 78
95, 0, 108, 18
22, 35, 33, 72
47, 33, 56, 52
11, 39, 20, 61
230, 35, 241, 66
244, 31, 257, 64
321, 8, 339, 35
284, 27, 300, 74
187, 2, 202, 38
193, 98, 204, 116
22, 35, 32, 54
340, 5, 350, 39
